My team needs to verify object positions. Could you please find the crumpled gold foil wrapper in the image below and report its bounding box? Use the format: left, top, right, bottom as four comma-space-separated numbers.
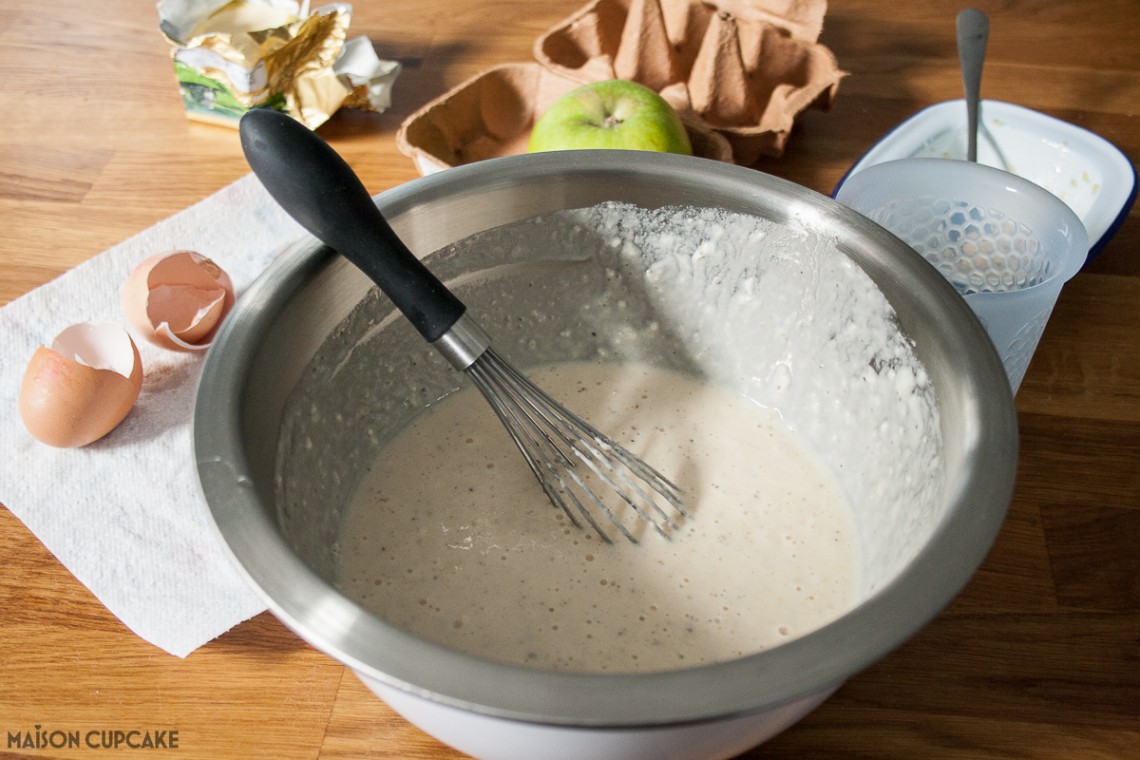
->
157, 0, 400, 128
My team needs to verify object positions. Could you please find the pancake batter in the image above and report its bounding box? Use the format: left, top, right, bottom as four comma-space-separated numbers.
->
336, 359, 859, 673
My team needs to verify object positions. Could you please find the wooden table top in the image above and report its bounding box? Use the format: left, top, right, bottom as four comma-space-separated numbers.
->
2, 0, 1137, 757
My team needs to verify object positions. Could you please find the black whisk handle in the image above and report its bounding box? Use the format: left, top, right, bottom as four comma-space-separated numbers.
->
239, 107, 465, 343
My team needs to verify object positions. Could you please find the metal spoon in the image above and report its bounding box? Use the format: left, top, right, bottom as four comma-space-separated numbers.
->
956, 8, 989, 162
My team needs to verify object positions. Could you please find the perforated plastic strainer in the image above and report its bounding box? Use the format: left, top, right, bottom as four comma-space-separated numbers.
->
872, 196, 1053, 294
836, 158, 1088, 392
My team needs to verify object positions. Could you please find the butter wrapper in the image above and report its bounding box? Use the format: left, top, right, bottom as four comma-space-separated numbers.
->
157, 0, 400, 128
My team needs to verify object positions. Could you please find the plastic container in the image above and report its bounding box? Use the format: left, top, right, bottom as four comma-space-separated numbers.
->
834, 100, 1136, 265
835, 158, 1088, 392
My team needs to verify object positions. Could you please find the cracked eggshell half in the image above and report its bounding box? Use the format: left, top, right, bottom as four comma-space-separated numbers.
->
19, 323, 144, 448
123, 251, 235, 351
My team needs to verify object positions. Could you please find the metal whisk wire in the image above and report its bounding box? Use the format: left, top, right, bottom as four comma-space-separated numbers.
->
466, 347, 686, 544
239, 107, 688, 544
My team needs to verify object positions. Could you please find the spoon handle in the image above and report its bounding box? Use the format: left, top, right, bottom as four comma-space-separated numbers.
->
238, 108, 466, 343
956, 8, 989, 162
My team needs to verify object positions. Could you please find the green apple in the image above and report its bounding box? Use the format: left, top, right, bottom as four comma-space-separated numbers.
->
528, 79, 693, 156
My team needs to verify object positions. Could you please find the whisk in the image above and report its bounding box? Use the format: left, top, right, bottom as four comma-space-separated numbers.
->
238, 108, 686, 544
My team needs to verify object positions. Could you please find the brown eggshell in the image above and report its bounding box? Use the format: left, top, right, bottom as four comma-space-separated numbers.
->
123, 251, 235, 351
19, 323, 144, 448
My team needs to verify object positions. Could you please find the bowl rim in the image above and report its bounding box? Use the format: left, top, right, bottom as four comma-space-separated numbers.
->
194, 150, 1018, 728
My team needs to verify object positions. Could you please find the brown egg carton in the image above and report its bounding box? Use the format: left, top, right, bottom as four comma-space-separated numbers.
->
534, 0, 845, 165
396, 0, 842, 172
397, 62, 732, 175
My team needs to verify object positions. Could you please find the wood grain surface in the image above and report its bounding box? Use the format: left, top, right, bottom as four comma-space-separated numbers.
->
2, 0, 1137, 757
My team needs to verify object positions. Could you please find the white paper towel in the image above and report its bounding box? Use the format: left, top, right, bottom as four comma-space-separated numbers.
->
0, 174, 308, 657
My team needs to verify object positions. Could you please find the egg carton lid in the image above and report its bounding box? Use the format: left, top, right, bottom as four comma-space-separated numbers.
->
396, 0, 844, 172
532, 0, 845, 164
396, 62, 733, 176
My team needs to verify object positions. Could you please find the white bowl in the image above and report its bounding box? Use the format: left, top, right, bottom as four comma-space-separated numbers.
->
834, 99, 1136, 264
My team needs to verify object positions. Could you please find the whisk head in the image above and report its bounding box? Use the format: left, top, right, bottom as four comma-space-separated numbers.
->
431, 313, 687, 543
465, 348, 687, 544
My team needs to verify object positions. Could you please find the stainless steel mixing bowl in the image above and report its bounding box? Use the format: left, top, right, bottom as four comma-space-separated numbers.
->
194, 151, 1017, 760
